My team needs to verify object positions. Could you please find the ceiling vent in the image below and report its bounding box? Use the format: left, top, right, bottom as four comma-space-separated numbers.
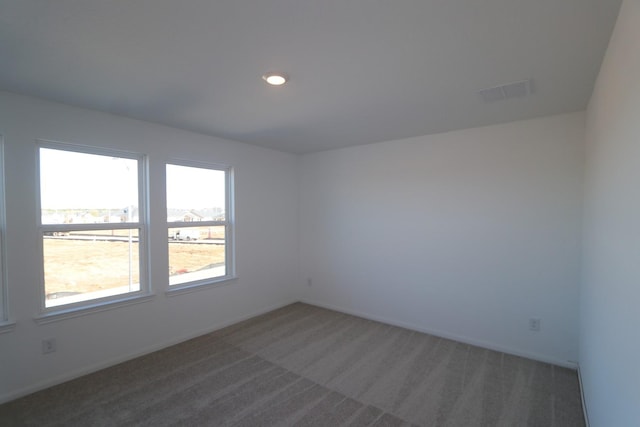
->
478, 79, 533, 103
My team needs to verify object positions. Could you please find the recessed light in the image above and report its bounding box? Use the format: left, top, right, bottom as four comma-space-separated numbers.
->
262, 72, 288, 86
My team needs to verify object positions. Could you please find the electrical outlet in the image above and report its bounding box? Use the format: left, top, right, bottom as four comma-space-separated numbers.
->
42, 338, 57, 354
529, 318, 541, 332
307, 278, 312, 286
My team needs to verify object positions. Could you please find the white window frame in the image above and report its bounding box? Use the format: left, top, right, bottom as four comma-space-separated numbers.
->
0, 135, 11, 333
35, 140, 151, 319
166, 159, 235, 294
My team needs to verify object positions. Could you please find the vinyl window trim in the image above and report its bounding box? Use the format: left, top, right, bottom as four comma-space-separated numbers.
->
35, 139, 151, 316
165, 159, 235, 293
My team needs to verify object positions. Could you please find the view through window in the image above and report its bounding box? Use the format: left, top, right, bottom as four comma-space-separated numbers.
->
166, 162, 232, 287
39, 144, 145, 309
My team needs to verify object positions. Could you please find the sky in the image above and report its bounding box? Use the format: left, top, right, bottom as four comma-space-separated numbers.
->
166, 163, 225, 210
39, 148, 226, 211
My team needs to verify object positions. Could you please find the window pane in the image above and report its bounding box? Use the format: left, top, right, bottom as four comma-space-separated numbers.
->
168, 226, 225, 285
43, 230, 140, 307
40, 148, 139, 224
166, 164, 225, 222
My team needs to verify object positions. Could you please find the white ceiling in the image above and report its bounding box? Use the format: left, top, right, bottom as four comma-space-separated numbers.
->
0, 0, 622, 153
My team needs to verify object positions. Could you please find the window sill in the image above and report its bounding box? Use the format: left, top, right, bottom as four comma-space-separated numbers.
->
0, 320, 16, 334
34, 293, 155, 325
165, 275, 238, 297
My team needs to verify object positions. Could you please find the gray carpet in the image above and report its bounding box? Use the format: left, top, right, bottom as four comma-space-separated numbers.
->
0, 303, 585, 426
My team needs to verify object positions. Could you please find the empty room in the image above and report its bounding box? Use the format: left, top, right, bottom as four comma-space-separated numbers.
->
0, 0, 637, 426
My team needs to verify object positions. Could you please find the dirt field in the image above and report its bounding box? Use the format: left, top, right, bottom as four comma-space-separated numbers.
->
43, 238, 225, 297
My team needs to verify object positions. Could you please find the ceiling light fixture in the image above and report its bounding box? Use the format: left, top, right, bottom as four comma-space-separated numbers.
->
262, 72, 288, 86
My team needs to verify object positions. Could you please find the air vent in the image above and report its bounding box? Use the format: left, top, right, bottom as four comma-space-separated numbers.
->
478, 79, 533, 103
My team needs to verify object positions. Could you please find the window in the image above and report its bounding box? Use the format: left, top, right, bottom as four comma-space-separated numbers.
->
38, 142, 148, 311
166, 161, 234, 289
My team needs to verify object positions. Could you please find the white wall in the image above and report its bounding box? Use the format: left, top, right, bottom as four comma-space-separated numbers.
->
581, 1, 640, 425
6, 45, 634, 420
299, 113, 585, 366
0, 91, 299, 403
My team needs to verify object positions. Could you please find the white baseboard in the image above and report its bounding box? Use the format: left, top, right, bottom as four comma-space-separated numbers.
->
299, 298, 578, 370
0, 298, 297, 404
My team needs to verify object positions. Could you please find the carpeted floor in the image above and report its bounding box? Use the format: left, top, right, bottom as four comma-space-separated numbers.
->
0, 303, 585, 426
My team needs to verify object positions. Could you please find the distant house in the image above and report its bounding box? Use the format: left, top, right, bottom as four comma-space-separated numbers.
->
166, 208, 222, 222
41, 213, 64, 224
182, 210, 205, 222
